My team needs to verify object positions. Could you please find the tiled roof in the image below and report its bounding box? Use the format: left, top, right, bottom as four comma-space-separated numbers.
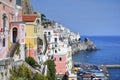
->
22, 14, 37, 22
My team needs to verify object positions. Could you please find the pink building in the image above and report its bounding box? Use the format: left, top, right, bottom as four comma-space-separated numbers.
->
54, 54, 67, 74
0, 0, 23, 58
9, 22, 25, 60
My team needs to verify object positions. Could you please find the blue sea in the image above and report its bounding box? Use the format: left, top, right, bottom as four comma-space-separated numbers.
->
72, 36, 120, 80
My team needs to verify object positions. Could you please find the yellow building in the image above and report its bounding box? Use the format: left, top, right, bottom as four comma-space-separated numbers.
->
23, 14, 40, 61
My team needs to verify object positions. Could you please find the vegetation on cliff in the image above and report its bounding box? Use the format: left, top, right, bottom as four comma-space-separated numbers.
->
45, 60, 56, 80
9, 65, 48, 80
25, 57, 39, 68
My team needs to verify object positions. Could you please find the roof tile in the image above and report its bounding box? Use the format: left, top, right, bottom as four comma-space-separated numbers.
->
22, 14, 37, 22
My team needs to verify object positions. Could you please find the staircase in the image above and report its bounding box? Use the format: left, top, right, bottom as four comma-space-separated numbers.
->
7, 42, 19, 57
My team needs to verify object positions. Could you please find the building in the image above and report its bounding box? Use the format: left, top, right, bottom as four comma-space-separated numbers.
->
54, 42, 72, 75
44, 28, 59, 57
0, 0, 23, 59
43, 22, 73, 78
9, 22, 25, 60
22, 14, 40, 62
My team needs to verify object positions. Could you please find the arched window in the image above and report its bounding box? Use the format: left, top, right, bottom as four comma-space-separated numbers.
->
2, 13, 7, 32
13, 27, 18, 43
2, 13, 7, 47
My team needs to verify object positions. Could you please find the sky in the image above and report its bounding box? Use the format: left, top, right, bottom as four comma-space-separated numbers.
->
30, 0, 120, 36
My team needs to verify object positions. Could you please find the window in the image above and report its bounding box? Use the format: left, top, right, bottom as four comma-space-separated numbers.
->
44, 26, 47, 28
55, 44, 57, 47
54, 38, 57, 43
48, 32, 51, 35
3, 38, 5, 47
44, 32, 47, 35
48, 51, 51, 53
2, 13, 7, 32
36, 19, 40, 24
48, 38, 51, 42
3, 5, 5, 10
59, 57, 62, 61
55, 50, 57, 53
10, 0, 12, 2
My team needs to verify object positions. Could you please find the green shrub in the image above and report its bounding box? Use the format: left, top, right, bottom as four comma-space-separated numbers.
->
25, 57, 38, 68
9, 65, 48, 80
45, 60, 56, 80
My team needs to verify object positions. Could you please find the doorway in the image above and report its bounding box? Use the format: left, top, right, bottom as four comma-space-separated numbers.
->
12, 27, 18, 43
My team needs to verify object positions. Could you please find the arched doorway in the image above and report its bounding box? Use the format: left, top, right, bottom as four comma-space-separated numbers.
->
12, 27, 18, 43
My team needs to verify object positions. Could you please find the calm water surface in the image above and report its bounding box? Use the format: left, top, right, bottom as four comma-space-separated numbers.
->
72, 36, 120, 80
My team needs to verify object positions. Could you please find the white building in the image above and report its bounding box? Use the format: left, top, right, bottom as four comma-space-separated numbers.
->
43, 22, 79, 75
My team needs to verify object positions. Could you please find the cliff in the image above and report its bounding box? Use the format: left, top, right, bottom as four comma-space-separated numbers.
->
71, 38, 97, 54
16, 0, 33, 14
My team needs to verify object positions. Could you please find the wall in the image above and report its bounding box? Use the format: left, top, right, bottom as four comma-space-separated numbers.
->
54, 54, 67, 74
0, 0, 15, 58
25, 22, 38, 61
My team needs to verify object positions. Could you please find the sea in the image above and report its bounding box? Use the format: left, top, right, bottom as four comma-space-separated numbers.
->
72, 36, 120, 80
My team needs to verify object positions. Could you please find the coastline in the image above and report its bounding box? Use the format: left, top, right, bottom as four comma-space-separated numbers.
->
71, 38, 97, 55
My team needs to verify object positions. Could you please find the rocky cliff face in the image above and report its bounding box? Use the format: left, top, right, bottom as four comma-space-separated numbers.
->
71, 38, 97, 54
16, 0, 33, 14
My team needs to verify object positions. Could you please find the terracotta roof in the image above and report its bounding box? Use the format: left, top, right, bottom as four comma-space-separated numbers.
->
22, 14, 37, 22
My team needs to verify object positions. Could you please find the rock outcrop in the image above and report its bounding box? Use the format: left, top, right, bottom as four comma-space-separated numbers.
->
71, 38, 97, 54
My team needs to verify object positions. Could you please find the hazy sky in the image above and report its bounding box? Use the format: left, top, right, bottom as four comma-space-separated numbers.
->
31, 0, 120, 36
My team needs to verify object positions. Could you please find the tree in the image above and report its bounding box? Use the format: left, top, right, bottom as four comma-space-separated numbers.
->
9, 65, 32, 80
33, 73, 48, 80
37, 37, 43, 45
41, 13, 46, 22
25, 57, 38, 68
45, 60, 56, 80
